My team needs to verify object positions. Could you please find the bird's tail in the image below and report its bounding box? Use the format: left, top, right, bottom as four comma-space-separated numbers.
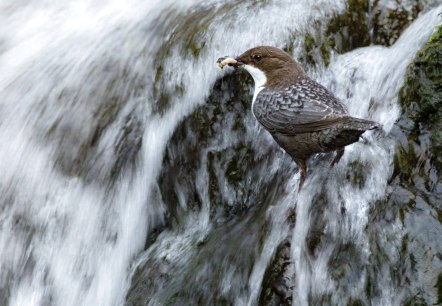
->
343, 117, 381, 131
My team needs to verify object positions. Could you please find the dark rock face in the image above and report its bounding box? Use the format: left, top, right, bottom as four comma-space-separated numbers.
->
157, 71, 279, 224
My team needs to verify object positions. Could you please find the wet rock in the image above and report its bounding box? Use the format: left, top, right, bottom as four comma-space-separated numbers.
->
326, 0, 371, 54
126, 68, 293, 304
259, 240, 294, 306
395, 24, 442, 190
372, 0, 424, 46
157, 71, 263, 225
149, 2, 244, 115
126, 174, 291, 306
46, 60, 147, 185
302, 0, 430, 67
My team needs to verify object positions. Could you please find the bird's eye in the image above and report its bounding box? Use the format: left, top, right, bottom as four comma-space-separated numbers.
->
253, 55, 262, 61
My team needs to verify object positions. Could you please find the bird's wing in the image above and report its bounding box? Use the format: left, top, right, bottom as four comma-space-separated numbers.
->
252, 79, 349, 134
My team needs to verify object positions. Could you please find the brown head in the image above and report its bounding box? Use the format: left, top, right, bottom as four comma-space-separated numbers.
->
234, 46, 306, 89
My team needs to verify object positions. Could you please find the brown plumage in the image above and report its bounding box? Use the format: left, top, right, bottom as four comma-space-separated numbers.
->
217, 46, 379, 190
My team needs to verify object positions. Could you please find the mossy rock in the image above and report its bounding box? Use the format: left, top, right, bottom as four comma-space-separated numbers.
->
302, 0, 427, 68
372, 0, 423, 46
400, 25, 442, 125
326, 0, 371, 54
149, 2, 244, 115
157, 71, 256, 225
398, 25, 442, 175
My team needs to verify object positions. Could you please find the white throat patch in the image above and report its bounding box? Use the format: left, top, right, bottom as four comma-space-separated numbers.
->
243, 64, 267, 104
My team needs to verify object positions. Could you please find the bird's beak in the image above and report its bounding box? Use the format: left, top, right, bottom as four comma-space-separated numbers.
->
234, 57, 244, 68
216, 56, 244, 69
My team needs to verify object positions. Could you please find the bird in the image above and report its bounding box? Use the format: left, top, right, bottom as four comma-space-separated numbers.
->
217, 46, 379, 190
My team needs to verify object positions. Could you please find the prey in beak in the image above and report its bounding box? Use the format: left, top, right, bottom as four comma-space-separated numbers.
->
216, 56, 244, 69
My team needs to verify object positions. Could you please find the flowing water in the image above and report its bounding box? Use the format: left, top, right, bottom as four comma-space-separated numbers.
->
0, 1, 441, 306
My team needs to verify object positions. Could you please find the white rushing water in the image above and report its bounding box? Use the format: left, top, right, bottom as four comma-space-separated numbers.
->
0, 0, 440, 305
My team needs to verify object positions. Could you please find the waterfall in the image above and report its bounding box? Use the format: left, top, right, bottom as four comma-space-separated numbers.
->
0, 1, 441, 305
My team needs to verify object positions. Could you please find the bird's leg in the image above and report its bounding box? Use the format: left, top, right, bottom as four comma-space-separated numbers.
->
331, 147, 345, 167
287, 160, 306, 219
296, 159, 307, 191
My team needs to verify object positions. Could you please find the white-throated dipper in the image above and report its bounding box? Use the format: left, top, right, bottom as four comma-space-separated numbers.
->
217, 46, 379, 190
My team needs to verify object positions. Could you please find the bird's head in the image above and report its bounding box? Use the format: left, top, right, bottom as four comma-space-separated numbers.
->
217, 46, 306, 89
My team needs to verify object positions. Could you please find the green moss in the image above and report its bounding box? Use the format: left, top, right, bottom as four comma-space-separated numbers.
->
314, 293, 332, 305
299, 30, 334, 68
91, 96, 122, 146
225, 146, 252, 185
326, 0, 370, 54
319, 43, 331, 67
184, 21, 208, 58
372, 1, 423, 46
347, 298, 366, 306
165, 292, 180, 306
394, 140, 418, 181
156, 70, 256, 223
365, 274, 373, 299
301, 0, 416, 68
305, 0, 425, 68
304, 34, 316, 65
346, 160, 367, 188
400, 25, 442, 124
154, 65, 163, 84
400, 233, 409, 258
